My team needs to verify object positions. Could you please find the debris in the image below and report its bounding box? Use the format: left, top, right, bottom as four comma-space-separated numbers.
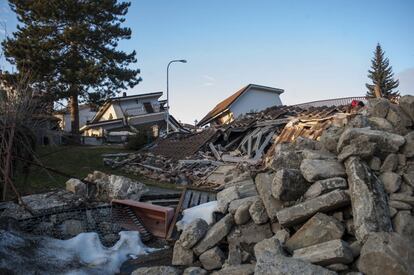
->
199, 246, 226, 270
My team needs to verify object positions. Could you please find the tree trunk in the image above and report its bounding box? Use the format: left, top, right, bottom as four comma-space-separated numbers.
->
374, 84, 382, 98
69, 93, 80, 143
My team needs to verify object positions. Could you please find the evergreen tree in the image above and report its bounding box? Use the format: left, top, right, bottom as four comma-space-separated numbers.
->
1, 0, 141, 138
365, 43, 399, 99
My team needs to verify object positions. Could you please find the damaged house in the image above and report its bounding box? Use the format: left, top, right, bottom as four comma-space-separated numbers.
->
197, 84, 284, 127
80, 92, 186, 143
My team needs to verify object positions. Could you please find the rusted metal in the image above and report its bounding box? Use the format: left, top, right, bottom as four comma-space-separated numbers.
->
112, 199, 175, 239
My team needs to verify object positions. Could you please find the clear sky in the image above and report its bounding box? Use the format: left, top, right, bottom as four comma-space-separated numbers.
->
1, 0, 414, 124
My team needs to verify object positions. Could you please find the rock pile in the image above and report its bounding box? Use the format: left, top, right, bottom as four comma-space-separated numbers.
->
166, 96, 414, 275
66, 170, 148, 201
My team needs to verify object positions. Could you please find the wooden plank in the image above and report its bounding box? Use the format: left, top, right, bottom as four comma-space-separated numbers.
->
247, 135, 252, 157
189, 191, 201, 207
181, 190, 193, 210
209, 142, 221, 161
199, 192, 209, 204
254, 130, 275, 159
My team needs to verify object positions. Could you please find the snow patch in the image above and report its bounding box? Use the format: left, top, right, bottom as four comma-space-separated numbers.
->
0, 230, 155, 275
176, 200, 218, 231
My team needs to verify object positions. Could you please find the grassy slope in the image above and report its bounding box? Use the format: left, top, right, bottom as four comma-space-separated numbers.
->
13, 145, 178, 197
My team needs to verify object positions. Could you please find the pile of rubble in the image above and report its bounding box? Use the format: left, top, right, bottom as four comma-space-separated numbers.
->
132, 96, 414, 275
109, 104, 361, 188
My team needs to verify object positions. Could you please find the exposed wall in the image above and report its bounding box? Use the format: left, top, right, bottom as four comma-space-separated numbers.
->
230, 88, 283, 118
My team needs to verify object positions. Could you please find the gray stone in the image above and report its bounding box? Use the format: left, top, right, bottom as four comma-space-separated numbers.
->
255, 172, 283, 222
349, 240, 362, 258
319, 126, 344, 153
345, 157, 392, 241
390, 192, 414, 205
337, 135, 376, 162
227, 221, 273, 245
228, 196, 256, 214
248, 198, 268, 224
61, 219, 84, 236
99, 173, 147, 201
274, 229, 290, 244
178, 218, 208, 249
172, 240, 194, 266
389, 206, 398, 218
216, 186, 240, 213
199, 246, 225, 270
304, 177, 348, 199
183, 267, 207, 275
368, 116, 394, 131
386, 104, 412, 132
132, 266, 180, 275
302, 149, 336, 160
393, 211, 414, 243
399, 183, 414, 194
400, 95, 414, 121
402, 172, 414, 187
380, 153, 398, 172
367, 98, 390, 118
269, 143, 303, 170
272, 169, 308, 201
358, 232, 414, 275
337, 128, 405, 157
276, 190, 350, 227
398, 153, 407, 166
254, 237, 335, 275
285, 213, 345, 252
211, 264, 255, 275
293, 239, 353, 266
401, 132, 414, 158
193, 214, 234, 255
65, 178, 86, 196
300, 159, 346, 182
380, 172, 402, 193
326, 263, 348, 271
226, 178, 258, 198
369, 156, 381, 171
234, 201, 251, 225
227, 243, 242, 265
389, 200, 412, 210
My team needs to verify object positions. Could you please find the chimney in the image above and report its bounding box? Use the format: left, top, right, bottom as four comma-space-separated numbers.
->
123, 92, 127, 97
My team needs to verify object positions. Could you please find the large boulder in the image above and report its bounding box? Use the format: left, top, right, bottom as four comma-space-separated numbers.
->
337, 135, 376, 162
357, 232, 414, 275
178, 218, 208, 249
254, 237, 335, 275
183, 267, 207, 275
269, 143, 303, 171
393, 211, 414, 243
199, 246, 225, 270
216, 186, 240, 213
319, 126, 344, 153
172, 240, 194, 266
193, 214, 234, 255
228, 196, 257, 214
272, 169, 308, 201
367, 116, 394, 131
276, 190, 350, 227
345, 157, 392, 241
285, 213, 345, 252
210, 264, 255, 275
300, 159, 346, 182
248, 198, 269, 224
399, 95, 414, 121
379, 172, 401, 193
386, 104, 412, 133
234, 201, 252, 225
401, 132, 414, 158
304, 177, 348, 199
227, 221, 273, 246
254, 172, 282, 222
367, 98, 390, 118
337, 128, 405, 157
292, 239, 353, 266
380, 153, 398, 172
302, 149, 336, 160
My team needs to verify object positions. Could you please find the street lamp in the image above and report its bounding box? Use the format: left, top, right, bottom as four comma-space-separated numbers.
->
166, 59, 187, 134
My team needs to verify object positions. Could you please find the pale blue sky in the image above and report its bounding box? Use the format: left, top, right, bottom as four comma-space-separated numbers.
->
1, 0, 413, 123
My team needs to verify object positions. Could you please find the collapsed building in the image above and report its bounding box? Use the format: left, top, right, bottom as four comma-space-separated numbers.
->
1, 95, 414, 275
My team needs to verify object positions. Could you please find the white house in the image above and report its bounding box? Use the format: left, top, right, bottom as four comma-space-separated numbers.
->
81, 92, 185, 140
55, 104, 97, 133
198, 84, 284, 127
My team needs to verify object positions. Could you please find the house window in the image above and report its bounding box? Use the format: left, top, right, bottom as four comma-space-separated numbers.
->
143, 102, 154, 113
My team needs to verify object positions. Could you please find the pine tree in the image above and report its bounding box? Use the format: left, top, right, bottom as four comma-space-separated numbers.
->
1, 0, 141, 139
365, 43, 399, 99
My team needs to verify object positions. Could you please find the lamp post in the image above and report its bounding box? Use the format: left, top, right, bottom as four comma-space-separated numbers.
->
166, 59, 187, 134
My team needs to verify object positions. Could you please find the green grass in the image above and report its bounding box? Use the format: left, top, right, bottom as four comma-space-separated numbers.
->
13, 145, 179, 197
